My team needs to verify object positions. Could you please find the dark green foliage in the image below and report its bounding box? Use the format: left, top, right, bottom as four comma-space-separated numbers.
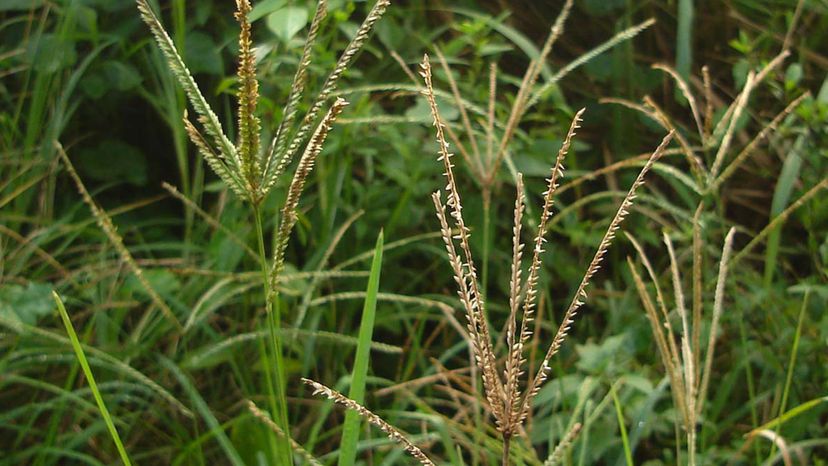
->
1, 1, 827, 464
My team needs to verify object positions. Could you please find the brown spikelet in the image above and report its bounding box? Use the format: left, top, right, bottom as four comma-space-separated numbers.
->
302, 379, 436, 466
543, 422, 582, 466
234, 0, 262, 197
505, 109, 583, 431
502, 174, 525, 428
421, 54, 505, 428
246, 400, 324, 466
518, 131, 674, 423
271, 98, 348, 285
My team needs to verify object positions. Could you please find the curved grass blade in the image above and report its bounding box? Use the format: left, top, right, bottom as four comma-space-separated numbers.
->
160, 357, 245, 466
53, 292, 132, 466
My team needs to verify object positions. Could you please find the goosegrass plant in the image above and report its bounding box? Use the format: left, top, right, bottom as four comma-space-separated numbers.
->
301, 53, 674, 465
49, 0, 391, 463
411, 0, 656, 292
605, 37, 828, 465
626, 228, 736, 466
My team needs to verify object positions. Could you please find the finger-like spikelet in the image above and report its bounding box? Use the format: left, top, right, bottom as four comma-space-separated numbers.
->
302, 379, 436, 466
271, 98, 348, 287
421, 54, 506, 429
234, 0, 262, 198
517, 131, 674, 424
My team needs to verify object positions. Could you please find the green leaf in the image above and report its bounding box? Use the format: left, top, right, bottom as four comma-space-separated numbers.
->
267, 6, 309, 44
102, 61, 142, 91
576, 333, 630, 375
184, 31, 224, 75
338, 230, 384, 466
25, 33, 77, 73
53, 292, 133, 466
75, 139, 148, 186
0, 282, 54, 325
249, 0, 287, 22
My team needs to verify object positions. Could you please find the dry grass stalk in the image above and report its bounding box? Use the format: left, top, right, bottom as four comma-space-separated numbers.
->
247, 400, 324, 466
301, 379, 436, 466
55, 142, 181, 329
543, 422, 582, 466
627, 227, 736, 466
606, 48, 803, 194
421, 52, 673, 463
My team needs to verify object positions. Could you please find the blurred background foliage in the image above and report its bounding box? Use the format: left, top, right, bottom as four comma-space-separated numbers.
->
1, 0, 827, 464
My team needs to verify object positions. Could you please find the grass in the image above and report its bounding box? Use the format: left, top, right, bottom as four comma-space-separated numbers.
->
52, 292, 132, 466
1, 0, 827, 464
338, 230, 384, 466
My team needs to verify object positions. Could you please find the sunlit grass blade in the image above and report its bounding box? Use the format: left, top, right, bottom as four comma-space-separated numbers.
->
339, 230, 384, 466
52, 291, 132, 466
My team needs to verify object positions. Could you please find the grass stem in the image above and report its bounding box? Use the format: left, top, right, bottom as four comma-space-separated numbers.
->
253, 206, 293, 466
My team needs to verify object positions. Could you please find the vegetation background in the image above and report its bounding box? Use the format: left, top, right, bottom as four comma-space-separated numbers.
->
1, 0, 827, 464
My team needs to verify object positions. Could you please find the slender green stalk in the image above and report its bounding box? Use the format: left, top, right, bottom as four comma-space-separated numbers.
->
254, 207, 292, 466
611, 384, 633, 466
339, 231, 384, 466
768, 290, 809, 461
160, 358, 244, 466
676, 0, 694, 78
481, 191, 492, 297
738, 318, 761, 464
53, 292, 132, 466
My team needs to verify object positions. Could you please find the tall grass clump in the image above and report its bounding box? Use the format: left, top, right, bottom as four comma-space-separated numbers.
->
48, 0, 390, 463
415, 0, 655, 291
627, 228, 736, 465
302, 52, 673, 465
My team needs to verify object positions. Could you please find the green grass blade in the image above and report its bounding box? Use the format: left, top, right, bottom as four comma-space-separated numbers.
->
764, 78, 827, 286
610, 384, 634, 466
160, 357, 245, 466
747, 396, 828, 437
338, 230, 384, 466
676, 0, 694, 78
768, 290, 809, 460
52, 292, 133, 466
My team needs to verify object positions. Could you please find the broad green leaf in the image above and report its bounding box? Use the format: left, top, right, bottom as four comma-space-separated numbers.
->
0, 282, 54, 325
249, 0, 287, 22
101, 61, 142, 91
185, 31, 224, 75
267, 6, 309, 44
75, 139, 148, 186
25, 33, 77, 72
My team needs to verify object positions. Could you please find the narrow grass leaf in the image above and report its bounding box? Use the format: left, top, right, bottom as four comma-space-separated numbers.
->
339, 230, 384, 466
160, 357, 245, 466
610, 384, 634, 466
53, 292, 132, 466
